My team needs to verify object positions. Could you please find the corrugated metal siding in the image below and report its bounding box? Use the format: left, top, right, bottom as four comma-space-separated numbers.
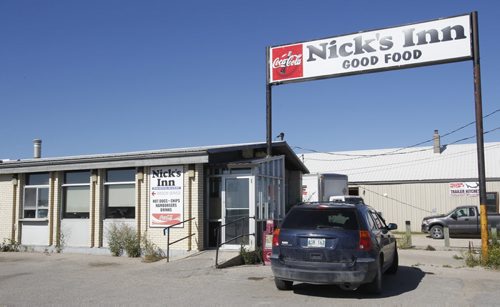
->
303, 142, 500, 182
355, 181, 500, 232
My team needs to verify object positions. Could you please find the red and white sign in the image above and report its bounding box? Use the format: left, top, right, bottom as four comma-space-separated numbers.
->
269, 14, 472, 84
449, 182, 479, 197
149, 166, 184, 227
271, 44, 303, 81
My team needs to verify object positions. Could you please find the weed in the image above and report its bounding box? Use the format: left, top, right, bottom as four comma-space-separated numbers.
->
442, 264, 452, 268
425, 245, 436, 251
453, 254, 463, 260
55, 231, 66, 254
397, 233, 412, 249
463, 240, 500, 269
141, 233, 165, 263
240, 245, 262, 265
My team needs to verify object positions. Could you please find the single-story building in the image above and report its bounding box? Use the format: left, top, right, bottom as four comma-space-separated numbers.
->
301, 135, 500, 232
0, 141, 307, 254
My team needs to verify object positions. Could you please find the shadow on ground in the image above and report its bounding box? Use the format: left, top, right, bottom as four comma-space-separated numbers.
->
291, 266, 425, 299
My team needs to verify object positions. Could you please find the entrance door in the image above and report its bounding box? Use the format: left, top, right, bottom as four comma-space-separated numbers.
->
222, 177, 254, 249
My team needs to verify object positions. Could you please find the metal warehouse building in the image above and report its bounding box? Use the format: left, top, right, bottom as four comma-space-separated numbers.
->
0, 141, 307, 254
302, 139, 500, 232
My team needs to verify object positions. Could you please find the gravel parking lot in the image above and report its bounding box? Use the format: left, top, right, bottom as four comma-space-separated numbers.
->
0, 235, 498, 306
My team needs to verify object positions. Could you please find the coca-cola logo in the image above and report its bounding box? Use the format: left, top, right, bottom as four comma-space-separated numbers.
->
271, 44, 303, 81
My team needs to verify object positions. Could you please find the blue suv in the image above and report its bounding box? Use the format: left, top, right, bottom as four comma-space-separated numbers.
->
271, 202, 398, 294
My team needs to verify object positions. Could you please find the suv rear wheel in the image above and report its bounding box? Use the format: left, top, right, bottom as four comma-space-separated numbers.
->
364, 259, 382, 295
274, 278, 293, 290
386, 249, 398, 275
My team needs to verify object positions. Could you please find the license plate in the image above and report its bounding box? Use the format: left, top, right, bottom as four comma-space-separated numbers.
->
307, 238, 325, 248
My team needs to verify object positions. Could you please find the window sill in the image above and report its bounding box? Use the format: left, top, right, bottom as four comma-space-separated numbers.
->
19, 218, 49, 222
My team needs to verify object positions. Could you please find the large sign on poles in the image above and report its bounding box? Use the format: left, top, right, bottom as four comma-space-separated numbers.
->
149, 166, 184, 228
269, 14, 472, 84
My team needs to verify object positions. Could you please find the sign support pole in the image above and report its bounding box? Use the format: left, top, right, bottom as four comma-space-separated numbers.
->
266, 46, 273, 157
471, 11, 489, 261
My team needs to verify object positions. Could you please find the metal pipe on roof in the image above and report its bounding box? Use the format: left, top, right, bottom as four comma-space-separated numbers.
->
33, 139, 42, 159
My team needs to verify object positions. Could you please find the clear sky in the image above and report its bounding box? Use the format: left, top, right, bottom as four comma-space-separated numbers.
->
1, 0, 499, 159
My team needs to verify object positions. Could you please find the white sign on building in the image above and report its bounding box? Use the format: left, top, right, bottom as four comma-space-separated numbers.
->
149, 166, 184, 227
449, 182, 479, 197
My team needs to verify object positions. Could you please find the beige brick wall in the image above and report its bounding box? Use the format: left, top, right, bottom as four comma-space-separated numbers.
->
1, 164, 206, 251
0, 175, 14, 242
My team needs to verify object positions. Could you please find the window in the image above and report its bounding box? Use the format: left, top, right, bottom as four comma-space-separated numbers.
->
369, 211, 385, 229
63, 171, 90, 218
281, 208, 359, 230
23, 173, 50, 219
105, 168, 135, 218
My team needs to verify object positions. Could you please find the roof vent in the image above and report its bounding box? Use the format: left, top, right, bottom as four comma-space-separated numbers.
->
33, 139, 42, 159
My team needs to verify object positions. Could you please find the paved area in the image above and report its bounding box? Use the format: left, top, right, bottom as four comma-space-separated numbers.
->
0, 235, 498, 306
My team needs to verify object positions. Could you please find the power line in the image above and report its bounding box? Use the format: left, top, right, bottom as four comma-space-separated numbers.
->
294, 108, 500, 160
361, 186, 433, 213
295, 125, 500, 162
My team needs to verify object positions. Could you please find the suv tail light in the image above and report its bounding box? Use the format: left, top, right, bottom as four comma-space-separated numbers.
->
358, 230, 372, 251
272, 228, 281, 247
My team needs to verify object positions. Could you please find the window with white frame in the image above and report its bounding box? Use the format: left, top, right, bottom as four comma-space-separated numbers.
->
62, 170, 90, 218
105, 168, 135, 219
23, 173, 50, 219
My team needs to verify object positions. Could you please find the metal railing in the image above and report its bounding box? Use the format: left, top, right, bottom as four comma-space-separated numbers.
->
215, 216, 256, 268
163, 217, 196, 262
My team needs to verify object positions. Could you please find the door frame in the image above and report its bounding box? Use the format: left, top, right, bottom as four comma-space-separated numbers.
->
221, 175, 255, 250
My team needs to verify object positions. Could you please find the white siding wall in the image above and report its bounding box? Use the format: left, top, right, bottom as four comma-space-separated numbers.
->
355, 181, 500, 232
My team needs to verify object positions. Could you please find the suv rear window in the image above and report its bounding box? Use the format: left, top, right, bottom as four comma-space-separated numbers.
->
281, 208, 359, 230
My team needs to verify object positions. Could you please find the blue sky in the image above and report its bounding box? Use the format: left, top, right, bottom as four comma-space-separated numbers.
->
1, 0, 499, 159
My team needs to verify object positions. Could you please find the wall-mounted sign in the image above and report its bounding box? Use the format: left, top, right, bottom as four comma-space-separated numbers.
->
449, 182, 479, 197
269, 14, 472, 84
149, 166, 184, 227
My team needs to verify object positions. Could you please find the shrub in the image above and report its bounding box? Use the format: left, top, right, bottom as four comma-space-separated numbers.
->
106, 223, 141, 257
107, 223, 125, 256
122, 226, 140, 258
0, 239, 20, 252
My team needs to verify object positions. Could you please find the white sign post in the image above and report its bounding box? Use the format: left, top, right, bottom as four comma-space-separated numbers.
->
149, 166, 184, 228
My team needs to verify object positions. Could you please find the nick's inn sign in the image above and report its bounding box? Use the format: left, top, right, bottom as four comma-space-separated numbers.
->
269, 14, 472, 84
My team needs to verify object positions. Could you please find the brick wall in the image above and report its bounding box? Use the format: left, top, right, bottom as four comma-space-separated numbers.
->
0, 175, 14, 242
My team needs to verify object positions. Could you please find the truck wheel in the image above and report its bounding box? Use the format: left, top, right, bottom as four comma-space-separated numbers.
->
430, 225, 444, 239
274, 278, 293, 290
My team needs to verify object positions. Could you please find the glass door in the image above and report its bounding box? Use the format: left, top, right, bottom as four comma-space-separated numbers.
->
222, 176, 255, 249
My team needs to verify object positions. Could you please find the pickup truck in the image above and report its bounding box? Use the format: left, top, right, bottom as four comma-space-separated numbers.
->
421, 205, 500, 239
